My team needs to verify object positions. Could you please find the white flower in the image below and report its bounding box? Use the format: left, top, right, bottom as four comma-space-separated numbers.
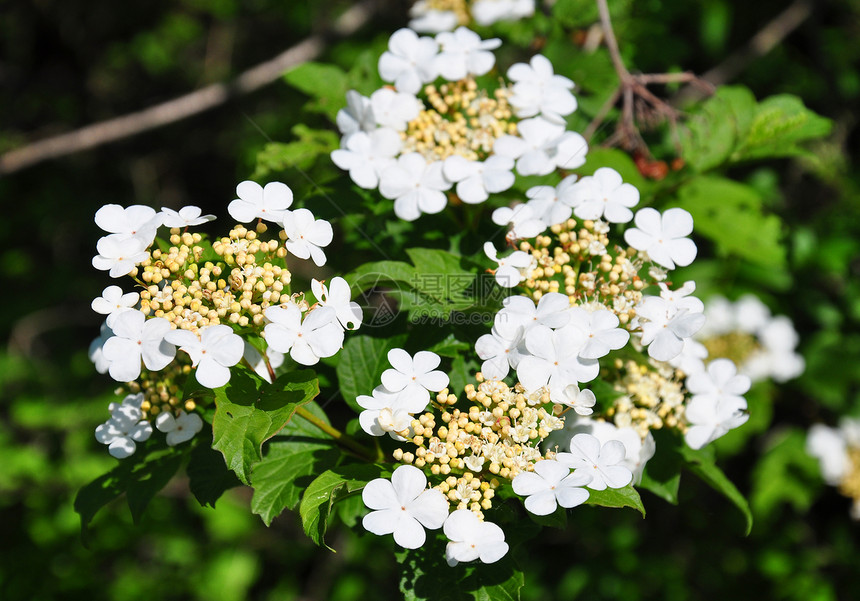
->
434, 27, 501, 81
336, 90, 375, 136
635, 295, 706, 362
443, 155, 515, 204
570, 167, 639, 223
95, 393, 152, 459
524, 175, 578, 226
483, 242, 533, 288
91, 285, 139, 328
92, 235, 149, 278
164, 324, 244, 389
101, 312, 175, 382
556, 433, 633, 490
685, 358, 751, 406
491, 203, 546, 240
443, 509, 508, 566
494, 117, 588, 176
362, 464, 449, 549
566, 306, 630, 360
511, 459, 591, 515
558, 384, 596, 416
159, 205, 215, 228
311, 277, 362, 330
516, 324, 599, 396
475, 324, 524, 380
806, 423, 851, 485
499, 292, 571, 332
331, 128, 403, 189
378, 28, 440, 95
263, 303, 344, 366
357, 386, 427, 440
94, 204, 161, 246
560, 417, 656, 485
228, 181, 293, 223
668, 337, 708, 375
684, 395, 748, 450
281, 208, 333, 267
507, 54, 576, 124
409, 2, 459, 33
624, 207, 697, 269
379, 153, 451, 221
242, 342, 285, 384
471, 0, 535, 26
381, 348, 449, 405
155, 410, 204, 446
369, 88, 422, 131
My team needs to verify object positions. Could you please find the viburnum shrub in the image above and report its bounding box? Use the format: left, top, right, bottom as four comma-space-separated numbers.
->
77, 5, 833, 596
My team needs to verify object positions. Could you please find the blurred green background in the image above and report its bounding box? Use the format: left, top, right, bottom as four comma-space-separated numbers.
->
2, 0, 859, 599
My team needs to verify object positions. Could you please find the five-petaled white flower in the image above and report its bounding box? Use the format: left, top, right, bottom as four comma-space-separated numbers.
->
491, 203, 546, 240
378, 28, 440, 95
381, 348, 449, 406
516, 324, 599, 397
475, 324, 524, 380
102, 312, 175, 382
635, 294, 706, 362
556, 433, 633, 490
524, 175, 578, 226
443, 509, 509, 566
95, 393, 152, 459
159, 205, 216, 228
494, 117, 588, 176
566, 306, 630, 360
357, 386, 428, 440
369, 88, 421, 131
311, 277, 363, 330
228, 181, 294, 223
336, 90, 375, 136
507, 54, 577, 124
264, 303, 344, 366
281, 208, 334, 267
570, 167, 639, 223
94, 204, 161, 246
624, 207, 697, 269
164, 324, 244, 389
483, 242, 534, 288
92, 235, 149, 278
558, 384, 596, 416
91, 285, 139, 327
379, 153, 451, 221
511, 459, 592, 515
155, 410, 204, 446
362, 465, 449, 549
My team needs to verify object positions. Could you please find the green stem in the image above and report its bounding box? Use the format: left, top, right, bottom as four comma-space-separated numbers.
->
294, 406, 381, 462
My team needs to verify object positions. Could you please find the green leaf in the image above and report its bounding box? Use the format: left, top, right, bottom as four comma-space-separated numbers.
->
187, 434, 242, 508
428, 333, 471, 358
681, 85, 756, 172
283, 62, 349, 121
734, 94, 832, 161
676, 176, 786, 269
253, 125, 339, 179
74, 445, 183, 541
250, 438, 339, 525
751, 429, 822, 518
211, 369, 320, 485
299, 463, 387, 550
336, 334, 408, 412
585, 485, 646, 516
680, 445, 753, 535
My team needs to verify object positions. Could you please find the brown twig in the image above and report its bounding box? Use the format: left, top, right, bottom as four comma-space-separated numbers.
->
0, 1, 379, 176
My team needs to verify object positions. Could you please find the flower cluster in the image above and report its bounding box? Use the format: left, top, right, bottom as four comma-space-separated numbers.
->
409, 0, 535, 33
89, 181, 359, 457
807, 418, 860, 519
332, 27, 584, 220
695, 294, 805, 383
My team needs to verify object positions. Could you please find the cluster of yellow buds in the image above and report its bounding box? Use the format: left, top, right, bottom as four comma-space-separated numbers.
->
838, 448, 860, 509
702, 331, 761, 368
419, 0, 470, 26
392, 375, 565, 518
605, 359, 687, 439
402, 78, 517, 162
136, 224, 292, 332
520, 218, 651, 325
123, 361, 194, 419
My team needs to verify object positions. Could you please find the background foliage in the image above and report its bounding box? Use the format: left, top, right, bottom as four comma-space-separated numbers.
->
1, 0, 859, 599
